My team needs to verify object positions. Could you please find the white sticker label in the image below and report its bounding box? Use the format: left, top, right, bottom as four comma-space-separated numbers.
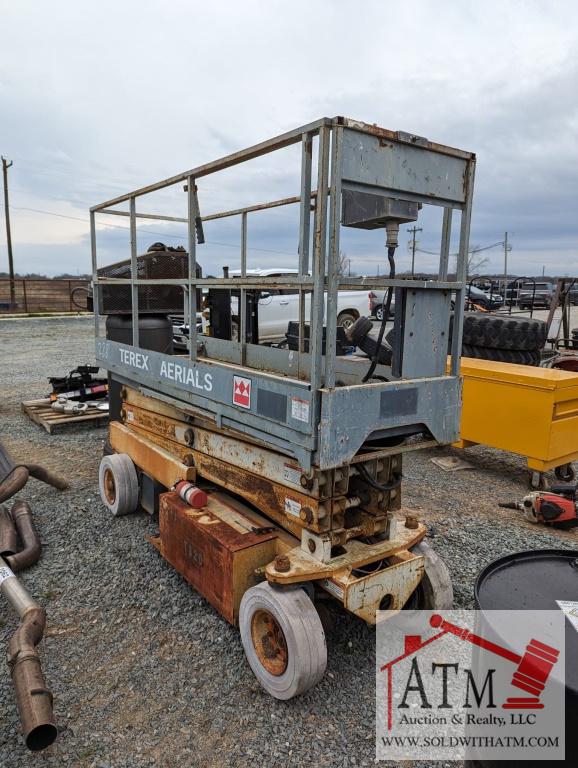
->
556, 600, 578, 632
320, 578, 344, 600
0, 565, 14, 584
126, 410, 134, 422
291, 397, 310, 423
284, 497, 302, 517
283, 464, 302, 486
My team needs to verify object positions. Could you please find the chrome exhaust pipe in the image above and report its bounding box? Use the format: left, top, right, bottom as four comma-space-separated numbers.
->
0, 499, 57, 751
0, 556, 57, 751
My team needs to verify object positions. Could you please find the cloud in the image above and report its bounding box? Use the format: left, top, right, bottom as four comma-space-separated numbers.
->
0, 0, 577, 277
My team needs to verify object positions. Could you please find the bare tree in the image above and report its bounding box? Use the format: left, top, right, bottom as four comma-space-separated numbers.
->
338, 251, 356, 276
452, 245, 490, 277
467, 245, 490, 276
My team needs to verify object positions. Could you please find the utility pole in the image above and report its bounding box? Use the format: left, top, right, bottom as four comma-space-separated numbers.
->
2, 156, 15, 308
503, 231, 509, 291
408, 225, 423, 277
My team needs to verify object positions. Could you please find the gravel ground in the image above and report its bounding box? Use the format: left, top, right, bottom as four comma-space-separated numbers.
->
1, 315, 577, 768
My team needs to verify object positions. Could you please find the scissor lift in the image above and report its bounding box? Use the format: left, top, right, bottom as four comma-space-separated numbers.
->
92, 117, 475, 698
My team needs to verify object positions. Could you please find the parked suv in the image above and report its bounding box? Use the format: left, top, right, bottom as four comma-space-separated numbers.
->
466, 284, 504, 310
518, 281, 555, 309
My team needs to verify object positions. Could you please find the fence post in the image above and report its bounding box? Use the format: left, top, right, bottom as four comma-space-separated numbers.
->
22, 279, 28, 313
68, 280, 73, 312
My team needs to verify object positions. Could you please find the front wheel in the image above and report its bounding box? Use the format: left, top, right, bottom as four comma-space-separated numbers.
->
375, 305, 384, 322
239, 582, 327, 700
404, 541, 454, 610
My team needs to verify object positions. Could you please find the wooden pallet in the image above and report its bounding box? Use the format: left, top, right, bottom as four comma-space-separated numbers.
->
21, 398, 109, 434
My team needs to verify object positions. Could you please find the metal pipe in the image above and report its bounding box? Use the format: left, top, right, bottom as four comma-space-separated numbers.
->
23, 465, 68, 492
0, 556, 57, 751
0, 504, 18, 555
0, 466, 29, 504
5, 501, 41, 572
0, 463, 68, 506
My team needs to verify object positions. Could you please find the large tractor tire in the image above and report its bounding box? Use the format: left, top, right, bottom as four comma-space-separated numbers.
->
461, 344, 541, 366
461, 313, 547, 351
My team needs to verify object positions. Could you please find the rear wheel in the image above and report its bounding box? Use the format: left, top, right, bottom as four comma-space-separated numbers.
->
337, 311, 357, 331
375, 305, 384, 322
98, 453, 139, 516
239, 582, 327, 700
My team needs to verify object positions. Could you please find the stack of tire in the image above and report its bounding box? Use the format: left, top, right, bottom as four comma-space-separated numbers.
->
460, 313, 547, 366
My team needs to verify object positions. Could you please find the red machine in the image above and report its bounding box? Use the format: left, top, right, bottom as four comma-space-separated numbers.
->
500, 484, 578, 529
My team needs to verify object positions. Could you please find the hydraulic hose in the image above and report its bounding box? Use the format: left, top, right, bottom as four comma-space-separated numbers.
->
363, 245, 396, 382
357, 462, 402, 491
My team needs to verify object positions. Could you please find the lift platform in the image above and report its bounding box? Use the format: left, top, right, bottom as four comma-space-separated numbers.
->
92, 116, 476, 698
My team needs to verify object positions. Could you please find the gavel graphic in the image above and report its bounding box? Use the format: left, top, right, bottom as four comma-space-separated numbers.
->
430, 614, 560, 709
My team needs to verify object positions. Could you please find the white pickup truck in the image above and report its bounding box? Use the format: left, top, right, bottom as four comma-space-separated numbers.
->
172, 268, 375, 348
230, 269, 373, 342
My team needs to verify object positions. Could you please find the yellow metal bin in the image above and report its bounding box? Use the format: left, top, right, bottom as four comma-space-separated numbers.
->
454, 358, 578, 485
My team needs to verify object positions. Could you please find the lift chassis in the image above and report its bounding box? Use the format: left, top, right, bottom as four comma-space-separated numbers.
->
93, 117, 475, 699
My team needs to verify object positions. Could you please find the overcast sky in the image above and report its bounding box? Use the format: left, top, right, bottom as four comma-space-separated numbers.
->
1, 0, 577, 278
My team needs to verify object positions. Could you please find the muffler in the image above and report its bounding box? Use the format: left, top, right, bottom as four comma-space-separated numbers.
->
0, 500, 57, 751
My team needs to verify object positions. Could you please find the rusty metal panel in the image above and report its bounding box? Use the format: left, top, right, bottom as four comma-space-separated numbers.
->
109, 421, 195, 488
159, 492, 277, 625
342, 555, 424, 623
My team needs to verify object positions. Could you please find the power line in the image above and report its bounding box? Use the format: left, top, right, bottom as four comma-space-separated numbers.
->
8, 204, 297, 258
416, 240, 507, 257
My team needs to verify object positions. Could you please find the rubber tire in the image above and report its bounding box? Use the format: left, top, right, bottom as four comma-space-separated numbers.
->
239, 582, 327, 700
347, 315, 374, 346
555, 463, 576, 482
530, 471, 548, 490
337, 311, 357, 331
461, 344, 541, 366
387, 327, 541, 366
375, 305, 385, 322
406, 541, 453, 610
98, 453, 139, 516
462, 313, 547, 351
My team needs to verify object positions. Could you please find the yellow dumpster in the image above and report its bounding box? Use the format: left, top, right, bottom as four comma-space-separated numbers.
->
454, 358, 578, 485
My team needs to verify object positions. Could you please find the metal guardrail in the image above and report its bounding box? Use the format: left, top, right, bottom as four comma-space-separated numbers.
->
0, 279, 89, 314
91, 117, 476, 469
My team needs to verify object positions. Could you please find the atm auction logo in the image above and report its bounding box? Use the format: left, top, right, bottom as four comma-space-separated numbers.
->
375, 610, 566, 762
